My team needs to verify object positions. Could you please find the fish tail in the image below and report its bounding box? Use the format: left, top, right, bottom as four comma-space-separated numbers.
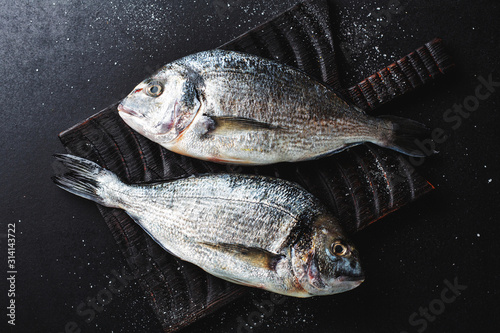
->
52, 154, 124, 208
377, 116, 433, 157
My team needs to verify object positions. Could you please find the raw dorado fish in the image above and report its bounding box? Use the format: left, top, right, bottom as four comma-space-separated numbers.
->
118, 49, 429, 165
53, 154, 364, 297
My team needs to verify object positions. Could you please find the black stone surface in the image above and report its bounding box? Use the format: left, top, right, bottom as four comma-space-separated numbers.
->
1, 0, 498, 332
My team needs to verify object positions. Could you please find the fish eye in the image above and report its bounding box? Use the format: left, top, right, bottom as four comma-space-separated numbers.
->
331, 241, 348, 256
145, 81, 164, 97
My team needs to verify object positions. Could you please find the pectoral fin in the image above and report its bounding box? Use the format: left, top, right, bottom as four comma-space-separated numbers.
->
200, 242, 284, 271
201, 115, 281, 136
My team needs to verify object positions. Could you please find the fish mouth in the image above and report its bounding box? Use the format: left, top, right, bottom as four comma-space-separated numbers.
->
117, 103, 143, 118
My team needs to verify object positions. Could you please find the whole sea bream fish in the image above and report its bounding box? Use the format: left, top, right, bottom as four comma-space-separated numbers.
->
118, 49, 428, 165
53, 154, 364, 297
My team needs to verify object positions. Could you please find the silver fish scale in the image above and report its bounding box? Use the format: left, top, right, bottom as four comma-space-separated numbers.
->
179, 49, 371, 125
170, 50, 384, 162
116, 174, 323, 268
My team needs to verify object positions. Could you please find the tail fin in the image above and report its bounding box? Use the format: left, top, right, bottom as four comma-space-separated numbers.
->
378, 116, 433, 157
52, 154, 123, 208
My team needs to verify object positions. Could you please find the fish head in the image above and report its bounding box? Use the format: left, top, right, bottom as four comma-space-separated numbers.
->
291, 215, 364, 296
118, 65, 200, 145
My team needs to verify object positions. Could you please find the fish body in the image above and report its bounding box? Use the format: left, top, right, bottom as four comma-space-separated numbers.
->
118, 49, 428, 165
53, 154, 364, 297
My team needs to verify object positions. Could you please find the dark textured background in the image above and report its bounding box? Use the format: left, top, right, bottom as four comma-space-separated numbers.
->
1, 0, 499, 332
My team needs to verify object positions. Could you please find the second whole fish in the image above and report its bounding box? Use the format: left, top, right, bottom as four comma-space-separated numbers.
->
53, 154, 364, 297
118, 49, 429, 165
